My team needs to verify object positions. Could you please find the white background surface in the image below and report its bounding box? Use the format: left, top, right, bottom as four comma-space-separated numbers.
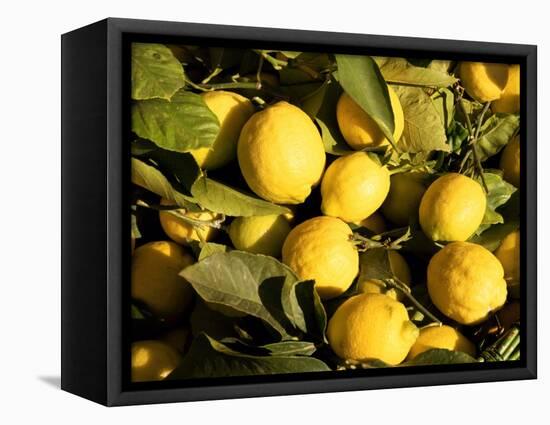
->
1, 0, 547, 422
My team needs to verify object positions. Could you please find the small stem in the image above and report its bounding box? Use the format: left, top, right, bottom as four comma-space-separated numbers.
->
136, 200, 225, 230
255, 55, 264, 89
201, 67, 223, 84
508, 347, 520, 361
198, 81, 289, 100
385, 278, 443, 325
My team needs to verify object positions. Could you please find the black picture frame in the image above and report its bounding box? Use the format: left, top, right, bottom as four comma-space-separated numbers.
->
61, 17, 537, 406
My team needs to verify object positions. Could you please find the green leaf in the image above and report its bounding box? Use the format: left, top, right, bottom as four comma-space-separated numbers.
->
285, 280, 328, 342
358, 248, 392, 282
133, 141, 202, 194
476, 113, 520, 161
169, 333, 330, 379
190, 176, 290, 217
377, 57, 457, 87
335, 54, 395, 144
132, 90, 220, 153
478, 172, 517, 232
315, 80, 354, 156
180, 251, 299, 338
131, 158, 197, 209
393, 86, 450, 153
470, 221, 520, 252
262, 340, 317, 356
403, 348, 476, 366
190, 301, 239, 341
431, 88, 455, 129
131, 43, 186, 100
198, 242, 229, 260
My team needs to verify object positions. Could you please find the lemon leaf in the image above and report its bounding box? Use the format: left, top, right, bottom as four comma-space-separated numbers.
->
476, 113, 520, 161
169, 333, 330, 379
335, 54, 396, 145
131, 158, 198, 209
181, 251, 296, 337
190, 177, 290, 217
403, 348, 476, 366
393, 86, 450, 153
132, 90, 220, 153
478, 172, 517, 233
131, 43, 186, 100
315, 80, 354, 156
377, 57, 457, 88
198, 242, 229, 260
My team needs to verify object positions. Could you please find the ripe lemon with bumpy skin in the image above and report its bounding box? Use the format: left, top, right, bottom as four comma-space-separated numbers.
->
131, 340, 181, 382
357, 212, 386, 234
419, 173, 486, 242
282, 216, 359, 299
495, 229, 520, 286
492, 65, 520, 114
327, 293, 419, 365
132, 241, 195, 320
336, 86, 404, 150
427, 241, 507, 325
228, 214, 292, 257
459, 62, 509, 102
190, 91, 254, 170
500, 136, 520, 187
382, 172, 427, 226
321, 152, 390, 223
159, 198, 220, 245
407, 325, 476, 360
237, 101, 326, 204
357, 250, 411, 300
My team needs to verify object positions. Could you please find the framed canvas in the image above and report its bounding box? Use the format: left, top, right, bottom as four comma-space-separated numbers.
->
61, 18, 537, 406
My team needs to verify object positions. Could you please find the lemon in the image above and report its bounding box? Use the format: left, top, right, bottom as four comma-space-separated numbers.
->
132, 241, 195, 320
228, 214, 292, 257
190, 91, 255, 170
382, 172, 427, 226
427, 241, 507, 325
159, 198, 219, 245
419, 173, 486, 242
495, 229, 520, 287
321, 152, 390, 223
407, 325, 476, 360
282, 216, 359, 299
131, 340, 181, 382
500, 136, 520, 187
238, 101, 326, 204
327, 293, 418, 365
459, 62, 509, 102
492, 65, 520, 114
357, 212, 386, 234
357, 250, 411, 300
336, 86, 404, 150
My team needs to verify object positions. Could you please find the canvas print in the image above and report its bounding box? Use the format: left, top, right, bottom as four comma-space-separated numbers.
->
129, 43, 521, 383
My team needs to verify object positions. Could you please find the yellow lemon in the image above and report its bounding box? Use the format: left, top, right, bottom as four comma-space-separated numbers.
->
459, 62, 509, 102
228, 214, 292, 257
407, 325, 476, 360
492, 64, 520, 113
500, 136, 520, 187
419, 173, 486, 242
327, 293, 419, 365
131, 340, 181, 382
132, 241, 195, 320
382, 172, 427, 226
427, 241, 507, 325
238, 101, 326, 204
159, 198, 220, 245
357, 212, 386, 234
357, 250, 411, 300
282, 216, 359, 299
321, 152, 390, 223
190, 91, 255, 170
336, 86, 404, 150
495, 229, 520, 287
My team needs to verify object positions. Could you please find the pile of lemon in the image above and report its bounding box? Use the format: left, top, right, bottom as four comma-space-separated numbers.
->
131, 60, 520, 379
